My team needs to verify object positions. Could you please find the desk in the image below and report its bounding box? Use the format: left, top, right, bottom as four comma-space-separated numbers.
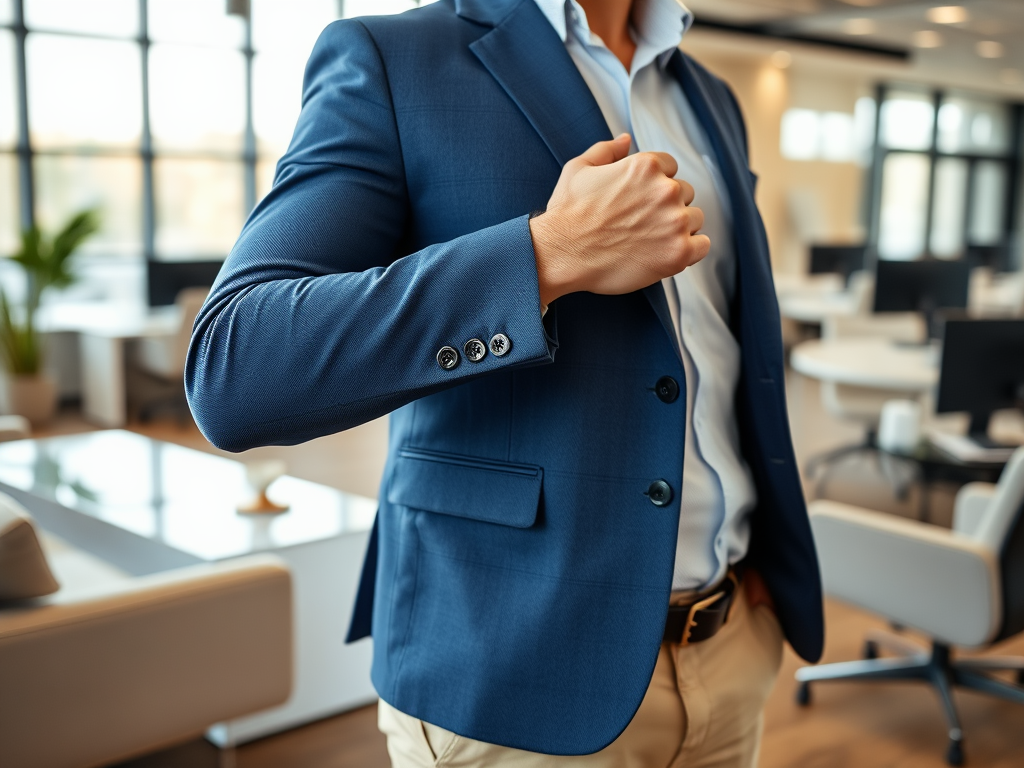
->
0, 430, 377, 746
39, 302, 180, 426
790, 338, 939, 393
778, 292, 860, 324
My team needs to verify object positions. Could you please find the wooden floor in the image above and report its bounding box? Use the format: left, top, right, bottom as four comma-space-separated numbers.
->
39, 372, 1024, 768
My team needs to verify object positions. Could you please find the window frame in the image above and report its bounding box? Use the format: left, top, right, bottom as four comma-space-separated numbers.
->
866, 83, 1024, 261
2, 0, 355, 261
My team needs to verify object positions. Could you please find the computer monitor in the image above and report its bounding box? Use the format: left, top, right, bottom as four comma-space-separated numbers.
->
966, 243, 1014, 274
809, 244, 868, 284
872, 259, 971, 337
146, 259, 224, 307
937, 318, 1024, 438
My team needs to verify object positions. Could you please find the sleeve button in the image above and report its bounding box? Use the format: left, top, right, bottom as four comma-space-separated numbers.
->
464, 338, 487, 362
489, 333, 511, 357
436, 346, 460, 370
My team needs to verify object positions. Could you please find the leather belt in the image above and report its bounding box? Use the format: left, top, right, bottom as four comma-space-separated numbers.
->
663, 570, 740, 646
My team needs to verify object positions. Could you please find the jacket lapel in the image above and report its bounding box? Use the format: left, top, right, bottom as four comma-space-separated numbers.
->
466, 0, 612, 166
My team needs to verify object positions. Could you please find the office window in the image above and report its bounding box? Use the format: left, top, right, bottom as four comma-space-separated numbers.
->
148, 0, 246, 47
150, 45, 246, 153
0, 0, 442, 288
780, 108, 860, 163
0, 30, 14, 147
35, 155, 143, 256
154, 159, 244, 258
344, 0, 418, 16
878, 153, 931, 260
930, 158, 969, 258
0, 153, 17, 255
24, 0, 138, 37
937, 95, 1011, 156
866, 85, 1021, 262
970, 161, 1008, 247
27, 35, 142, 150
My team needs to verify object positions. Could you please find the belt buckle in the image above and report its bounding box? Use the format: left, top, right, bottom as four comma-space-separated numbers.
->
680, 590, 725, 647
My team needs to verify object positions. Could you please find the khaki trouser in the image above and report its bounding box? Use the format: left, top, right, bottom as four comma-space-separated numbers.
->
379, 592, 784, 768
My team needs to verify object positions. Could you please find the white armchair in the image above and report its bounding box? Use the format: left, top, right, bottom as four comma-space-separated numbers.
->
0, 525, 293, 768
796, 447, 1024, 766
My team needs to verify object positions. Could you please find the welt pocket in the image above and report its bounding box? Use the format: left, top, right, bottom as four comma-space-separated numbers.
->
387, 448, 543, 528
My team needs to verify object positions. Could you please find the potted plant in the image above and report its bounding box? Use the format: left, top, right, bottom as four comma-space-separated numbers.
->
0, 210, 100, 426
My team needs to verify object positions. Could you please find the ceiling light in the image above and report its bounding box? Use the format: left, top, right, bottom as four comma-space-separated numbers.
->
926, 6, 969, 24
976, 40, 1005, 59
771, 50, 792, 69
840, 0, 882, 6
842, 18, 877, 35
913, 30, 944, 48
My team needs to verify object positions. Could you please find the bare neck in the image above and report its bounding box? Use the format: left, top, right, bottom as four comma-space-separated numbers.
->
576, 0, 636, 71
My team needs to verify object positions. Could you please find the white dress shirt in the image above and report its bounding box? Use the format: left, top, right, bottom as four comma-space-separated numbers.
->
534, 0, 758, 591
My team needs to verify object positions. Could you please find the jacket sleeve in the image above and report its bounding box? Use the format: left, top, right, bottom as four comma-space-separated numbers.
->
185, 19, 556, 452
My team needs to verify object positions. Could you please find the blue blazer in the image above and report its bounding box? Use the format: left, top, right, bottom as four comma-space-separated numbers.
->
186, 0, 823, 755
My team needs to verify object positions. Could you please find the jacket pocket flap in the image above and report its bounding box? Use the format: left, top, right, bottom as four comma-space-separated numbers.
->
387, 448, 542, 528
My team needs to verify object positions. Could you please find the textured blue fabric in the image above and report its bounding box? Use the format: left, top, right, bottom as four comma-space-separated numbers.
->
186, 0, 823, 756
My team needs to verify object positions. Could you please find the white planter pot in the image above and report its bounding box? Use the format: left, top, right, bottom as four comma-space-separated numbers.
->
1, 374, 57, 427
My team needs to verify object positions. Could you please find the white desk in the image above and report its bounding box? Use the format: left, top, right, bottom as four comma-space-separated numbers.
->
38, 303, 180, 427
790, 337, 939, 392
778, 292, 860, 324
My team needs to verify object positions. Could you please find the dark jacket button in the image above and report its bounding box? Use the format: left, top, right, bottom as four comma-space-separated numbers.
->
646, 480, 673, 507
655, 376, 679, 403
436, 346, 459, 370
463, 338, 487, 362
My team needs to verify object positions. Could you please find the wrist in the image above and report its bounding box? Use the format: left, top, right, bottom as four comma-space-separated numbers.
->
529, 212, 577, 308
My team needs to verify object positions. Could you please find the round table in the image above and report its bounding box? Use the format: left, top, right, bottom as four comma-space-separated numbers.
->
790, 337, 939, 392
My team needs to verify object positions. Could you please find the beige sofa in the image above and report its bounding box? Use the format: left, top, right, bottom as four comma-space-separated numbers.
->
0, 514, 293, 768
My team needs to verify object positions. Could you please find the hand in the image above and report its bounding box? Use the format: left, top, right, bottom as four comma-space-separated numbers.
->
529, 133, 712, 308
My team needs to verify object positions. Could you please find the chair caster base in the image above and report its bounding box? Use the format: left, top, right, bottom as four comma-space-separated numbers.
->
946, 738, 964, 766
796, 681, 811, 707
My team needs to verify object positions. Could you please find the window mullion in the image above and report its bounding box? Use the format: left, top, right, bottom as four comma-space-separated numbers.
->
13, 0, 33, 231
140, 0, 155, 261
243, 7, 256, 215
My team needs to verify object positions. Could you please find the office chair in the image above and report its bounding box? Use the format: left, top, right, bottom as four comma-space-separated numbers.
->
796, 447, 1024, 766
804, 313, 926, 496
132, 287, 209, 422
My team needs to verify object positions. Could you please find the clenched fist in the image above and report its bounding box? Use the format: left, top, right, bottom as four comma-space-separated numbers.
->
530, 133, 711, 308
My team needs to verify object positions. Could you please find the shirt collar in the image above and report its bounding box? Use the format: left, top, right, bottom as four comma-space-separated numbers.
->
533, 0, 693, 59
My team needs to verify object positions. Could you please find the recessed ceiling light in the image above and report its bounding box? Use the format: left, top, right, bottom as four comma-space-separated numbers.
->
840, 0, 882, 6
913, 30, 944, 48
771, 50, 792, 69
842, 18, 877, 35
977, 40, 1005, 58
1000, 68, 1023, 85
926, 6, 969, 25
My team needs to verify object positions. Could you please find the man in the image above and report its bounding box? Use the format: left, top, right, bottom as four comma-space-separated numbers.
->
186, 0, 823, 765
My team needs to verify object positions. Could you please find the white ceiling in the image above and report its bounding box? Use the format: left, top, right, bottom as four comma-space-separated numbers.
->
684, 0, 1024, 94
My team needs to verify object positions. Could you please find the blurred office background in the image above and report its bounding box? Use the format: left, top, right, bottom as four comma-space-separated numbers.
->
0, 1, 1023, 767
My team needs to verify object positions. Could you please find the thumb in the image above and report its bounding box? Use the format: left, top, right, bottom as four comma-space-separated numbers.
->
574, 133, 631, 168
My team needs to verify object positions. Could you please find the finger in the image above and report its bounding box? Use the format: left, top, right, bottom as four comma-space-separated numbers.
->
677, 179, 695, 206
575, 134, 632, 168
686, 205, 705, 235
638, 151, 678, 179
689, 234, 711, 263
